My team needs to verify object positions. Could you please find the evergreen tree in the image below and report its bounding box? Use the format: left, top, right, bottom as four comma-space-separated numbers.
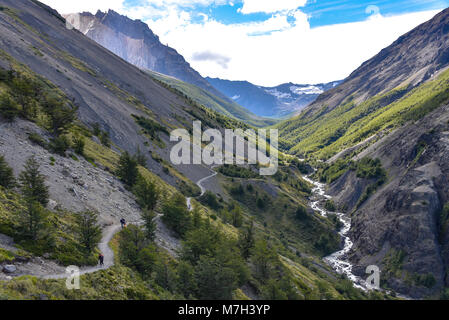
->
162, 193, 191, 237
135, 147, 147, 166
119, 224, 147, 267
238, 220, 255, 260
117, 151, 139, 187
0, 93, 19, 122
251, 239, 277, 281
75, 210, 102, 254
230, 205, 243, 227
0, 155, 15, 189
141, 209, 157, 241
21, 201, 47, 240
176, 261, 196, 298
19, 156, 49, 206
133, 175, 159, 210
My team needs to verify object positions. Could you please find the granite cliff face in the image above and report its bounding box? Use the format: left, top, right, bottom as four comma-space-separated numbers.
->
65, 10, 228, 104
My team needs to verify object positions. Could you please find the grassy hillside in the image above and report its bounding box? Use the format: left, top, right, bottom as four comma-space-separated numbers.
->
148, 71, 277, 128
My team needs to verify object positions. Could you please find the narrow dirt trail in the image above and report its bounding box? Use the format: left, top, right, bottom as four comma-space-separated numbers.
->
186, 166, 218, 211
43, 224, 121, 280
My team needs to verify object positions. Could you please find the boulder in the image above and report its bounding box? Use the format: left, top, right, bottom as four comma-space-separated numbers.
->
3, 265, 17, 273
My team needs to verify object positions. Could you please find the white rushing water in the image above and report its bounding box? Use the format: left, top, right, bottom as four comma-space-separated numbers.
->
302, 174, 367, 290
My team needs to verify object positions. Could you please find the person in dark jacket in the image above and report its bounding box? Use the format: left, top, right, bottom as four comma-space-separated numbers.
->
99, 253, 104, 267
120, 218, 126, 229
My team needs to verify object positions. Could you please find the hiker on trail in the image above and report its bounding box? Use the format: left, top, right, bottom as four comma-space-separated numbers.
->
99, 253, 104, 267
120, 218, 126, 228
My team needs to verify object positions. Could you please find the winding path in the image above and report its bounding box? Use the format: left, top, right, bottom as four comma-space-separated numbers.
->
186, 166, 218, 211
43, 224, 121, 280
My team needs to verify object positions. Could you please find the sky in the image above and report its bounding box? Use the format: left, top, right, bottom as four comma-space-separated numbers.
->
42, 0, 449, 86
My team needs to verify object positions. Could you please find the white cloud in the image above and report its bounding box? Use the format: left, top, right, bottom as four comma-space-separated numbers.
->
149, 9, 439, 86
239, 0, 307, 14
40, 1, 441, 86
41, 0, 125, 14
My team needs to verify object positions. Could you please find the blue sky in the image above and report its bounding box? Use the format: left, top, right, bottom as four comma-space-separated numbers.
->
118, 0, 449, 27
44, 0, 449, 85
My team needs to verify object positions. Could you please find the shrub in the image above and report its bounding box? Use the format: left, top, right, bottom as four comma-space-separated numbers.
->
100, 131, 110, 147
28, 132, 47, 148
72, 135, 85, 156
50, 135, 71, 156
324, 200, 336, 212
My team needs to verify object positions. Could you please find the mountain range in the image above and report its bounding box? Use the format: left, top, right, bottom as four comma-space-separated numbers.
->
206, 77, 341, 118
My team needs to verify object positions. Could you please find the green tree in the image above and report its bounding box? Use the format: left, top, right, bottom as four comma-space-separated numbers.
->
19, 156, 49, 206
42, 93, 77, 135
141, 209, 157, 241
135, 147, 147, 167
0, 93, 19, 122
117, 152, 139, 187
0, 155, 15, 189
176, 261, 196, 298
11, 76, 37, 119
261, 279, 288, 300
119, 224, 146, 266
230, 205, 243, 227
251, 239, 277, 281
133, 175, 159, 210
75, 211, 102, 254
238, 220, 255, 260
162, 193, 191, 237
194, 254, 239, 300
100, 131, 110, 147
21, 201, 48, 240
155, 257, 177, 291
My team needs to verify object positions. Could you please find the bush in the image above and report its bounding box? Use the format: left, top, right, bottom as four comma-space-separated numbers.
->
355, 157, 386, 179
324, 200, 336, 212
218, 165, 258, 179
28, 132, 47, 148
72, 135, 85, 156
100, 131, 110, 147
50, 135, 71, 156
